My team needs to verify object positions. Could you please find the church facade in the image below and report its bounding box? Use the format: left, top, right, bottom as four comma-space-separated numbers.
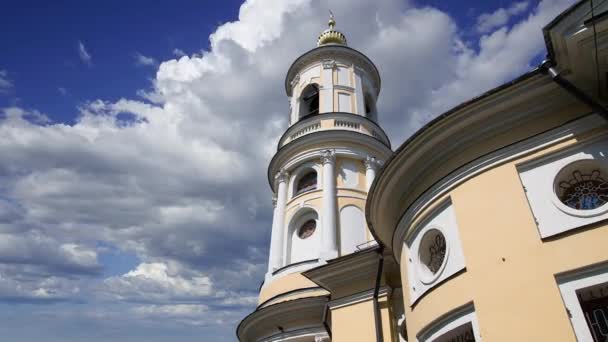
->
238, 1, 608, 341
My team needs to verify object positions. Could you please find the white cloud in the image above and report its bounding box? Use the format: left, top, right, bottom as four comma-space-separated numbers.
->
101, 262, 213, 301
172, 48, 186, 57
0, 70, 13, 93
77, 41, 92, 66
134, 52, 158, 67
476, 1, 530, 33
132, 304, 209, 325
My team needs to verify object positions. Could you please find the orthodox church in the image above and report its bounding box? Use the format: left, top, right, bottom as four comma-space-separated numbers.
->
238, 1, 608, 341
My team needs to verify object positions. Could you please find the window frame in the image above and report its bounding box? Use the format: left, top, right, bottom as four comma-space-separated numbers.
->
557, 263, 608, 342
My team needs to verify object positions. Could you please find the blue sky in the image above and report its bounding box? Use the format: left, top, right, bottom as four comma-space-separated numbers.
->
0, 0, 576, 341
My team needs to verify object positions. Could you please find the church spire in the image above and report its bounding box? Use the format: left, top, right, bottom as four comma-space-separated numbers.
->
317, 11, 347, 46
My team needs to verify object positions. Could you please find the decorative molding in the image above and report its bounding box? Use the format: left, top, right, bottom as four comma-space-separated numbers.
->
365, 155, 381, 170
322, 59, 337, 69
290, 73, 300, 87
328, 286, 392, 310
519, 136, 608, 238
275, 169, 290, 184
404, 199, 466, 304
258, 286, 326, 309
321, 149, 336, 165
417, 302, 481, 342
314, 335, 330, 342
333, 84, 355, 92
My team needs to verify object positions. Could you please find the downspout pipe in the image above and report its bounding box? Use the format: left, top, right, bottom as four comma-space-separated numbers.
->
322, 302, 332, 340
373, 248, 385, 342
539, 59, 608, 121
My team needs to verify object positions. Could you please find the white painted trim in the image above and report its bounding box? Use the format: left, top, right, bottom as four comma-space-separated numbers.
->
260, 326, 329, 342
417, 303, 481, 342
519, 136, 608, 238
260, 287, 327, 309
267, 259, 326, 282
393, 114, 605, 259
549, 157, 608, 218
328, 286, 392, 310
557, 263, 608, 342
405, 199, 466, 304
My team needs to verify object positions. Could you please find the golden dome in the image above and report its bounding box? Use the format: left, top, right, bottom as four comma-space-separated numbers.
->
317, 13, 347, 46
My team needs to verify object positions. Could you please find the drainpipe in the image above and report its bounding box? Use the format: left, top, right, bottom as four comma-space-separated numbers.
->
539, 59, 608, 121
322, 302, 332, 340
373, 248, 385, 342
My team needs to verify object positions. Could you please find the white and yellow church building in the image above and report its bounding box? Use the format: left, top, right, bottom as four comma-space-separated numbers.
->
238, 1, 608, 341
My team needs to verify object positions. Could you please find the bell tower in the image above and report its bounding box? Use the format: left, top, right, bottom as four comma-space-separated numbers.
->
238, 15, 393, 342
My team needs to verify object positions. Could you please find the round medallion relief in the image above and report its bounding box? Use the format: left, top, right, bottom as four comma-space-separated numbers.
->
418, 228, 447, 283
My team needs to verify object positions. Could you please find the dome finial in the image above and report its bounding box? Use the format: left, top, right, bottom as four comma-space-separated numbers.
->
317, 11, 347, 46
328, 10, 336, 29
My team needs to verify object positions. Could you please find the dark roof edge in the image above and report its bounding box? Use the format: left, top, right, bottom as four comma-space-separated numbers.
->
542, 0, 588, 60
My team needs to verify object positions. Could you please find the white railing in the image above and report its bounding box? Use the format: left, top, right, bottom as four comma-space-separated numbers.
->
334, 120, 360, 130
280, 113, 390, 148
289, 122, 321, 141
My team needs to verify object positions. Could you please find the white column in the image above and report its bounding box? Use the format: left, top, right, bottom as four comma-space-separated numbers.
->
321, 150, 338, 260
268, 169, 289, 275
365, 155, 379, 191
267, 195, 279, 272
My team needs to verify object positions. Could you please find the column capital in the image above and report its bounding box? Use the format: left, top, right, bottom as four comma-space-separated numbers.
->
321, 149, 336, 165
365, 155, 381, 170
275, 169, 290, 183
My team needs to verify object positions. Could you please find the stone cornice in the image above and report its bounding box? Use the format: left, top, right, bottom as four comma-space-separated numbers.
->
237, 295, 328, 342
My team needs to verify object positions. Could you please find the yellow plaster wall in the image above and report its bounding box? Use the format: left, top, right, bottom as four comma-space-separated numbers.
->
399, 133, 608, 342
331, 296, 396, 342
258, 272, 319, 304
336, 157, 366, 191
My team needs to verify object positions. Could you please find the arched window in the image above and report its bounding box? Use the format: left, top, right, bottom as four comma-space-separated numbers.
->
364, 92, 376, 120
297, 220, 316, 239
299, 84, 319, 119
296, 171, 317, 195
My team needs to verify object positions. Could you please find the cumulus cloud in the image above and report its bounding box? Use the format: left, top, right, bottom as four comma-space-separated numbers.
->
172, 48, 186, 57
134, 52, 158, 67
476, 1, 530, 33
0, 0, 578, 339
77, 41, 92, 66
0, 70, 13, 93
101, 262, 212, 301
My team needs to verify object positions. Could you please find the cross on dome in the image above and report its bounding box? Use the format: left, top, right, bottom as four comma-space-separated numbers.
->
317, 11, 347, 46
